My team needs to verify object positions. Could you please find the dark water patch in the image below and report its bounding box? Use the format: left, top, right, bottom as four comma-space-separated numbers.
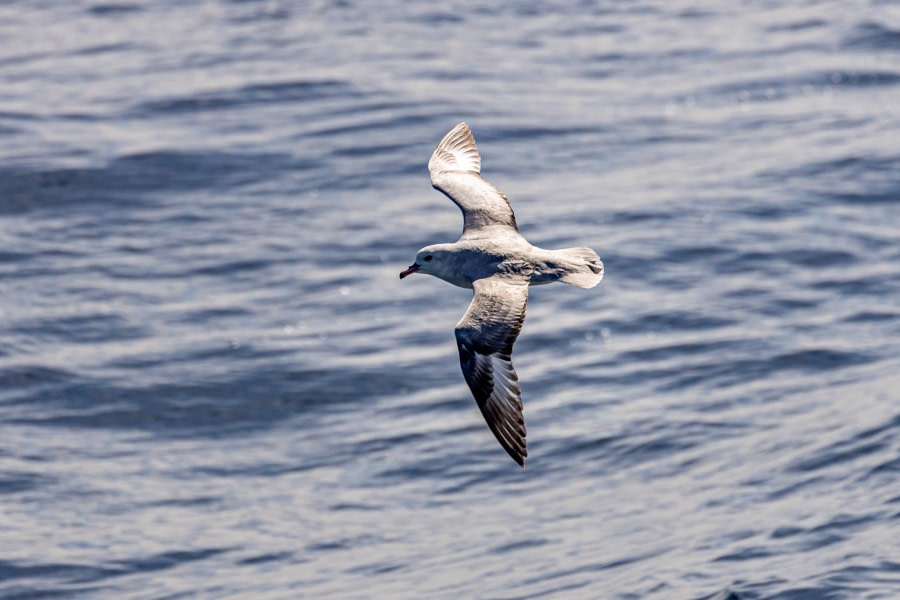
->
521, 580, 593, 598
587, 51, 629, 62
5, 365, 404, 435
313, 98, 431, 121
843, 21, 900, 52
412, 11, 465, 25
866, 455, 900, 478
543, 433, 622, 460
108, 151, 298, 192
8, 314, 147, 345
714, 250, 786, 276
331, 142, 409, 158
851, 413, 900, 442
55, 112, 104, 123
666, 244, 729, 263
193, 458, 337, 479
239, 79, 365, 103
607, 311, 738, 335
619, 339, 744, 362
87, 3, 142, 16
704, 70, 900, 104
387, 396, 468, 419
436, 464, 530, 495
633, 132, 708, 147
666, 349, 872, 392
225, 3, 291, 24
187, 259, 272, 277
788, 440, 887, 474
0, 550, 230, 589
307, 535, 383, 553
72, 42, 140, 56
135, 79, 360, 115
557, 23, 624, 36
616, 433, 700, 465
603, 209, 671, 225
374, 461, 457, 485
767, 589, 845, 600
353, 432, 429, 456
714, 546, 775, 562
822, 188, 900, 206
770, 526, 804, 539
0, 366, 76, 392
369, 440, 530, 491
677, 8, 716, 19
235, 551, 294, 566
791, 155, 897, 178
143, 496, 220, 508
0, 471, 55, 495
489, 538, 550, 555
843, 310, 898, 323
93, 263, 187, 281
759, 514, 880, 553
822, 71, 900, 87
0, 167, 149, 214
765, 475, 826, 501
329, 502, 382, 512
470, 124, 600, 145
346, 561, 403, 576
783, 249, 857, 268
0, 51, 54, 70
809, 513, 880, 535
752, 296, 821, 317
306, 112, 437, 139
0, 560, 120, 585
752, 348, 872, 373
547, 420, 746, 473
734, 202, 809, 221
812, 562, 900, 600
0, 586, 101, 599
811, 274, 899, 296
767, 19, 827, 32
0, 151, 296, 214
522, 549, 665, 586
697, 591, 746, 600
173, 307, 253, 324
580, 67, 614, 79
540, 363, 686, 394
114, 548, 231, 574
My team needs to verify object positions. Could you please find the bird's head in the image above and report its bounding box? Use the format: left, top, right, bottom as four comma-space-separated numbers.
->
399, 245, 449, 280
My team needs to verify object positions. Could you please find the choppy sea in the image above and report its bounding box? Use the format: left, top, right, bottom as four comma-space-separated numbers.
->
1, 1, 899, 598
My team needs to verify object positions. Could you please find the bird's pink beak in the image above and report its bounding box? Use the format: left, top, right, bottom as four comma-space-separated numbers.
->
399, 263, 420, 279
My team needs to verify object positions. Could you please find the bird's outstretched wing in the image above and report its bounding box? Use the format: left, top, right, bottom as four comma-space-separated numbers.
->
455, 275, 529, 466
429, 123, 518, 236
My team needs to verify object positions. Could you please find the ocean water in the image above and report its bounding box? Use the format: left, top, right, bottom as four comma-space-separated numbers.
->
1, 0, 899, 598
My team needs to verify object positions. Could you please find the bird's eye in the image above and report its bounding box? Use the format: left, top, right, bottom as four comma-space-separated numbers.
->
424, 255, 433, 262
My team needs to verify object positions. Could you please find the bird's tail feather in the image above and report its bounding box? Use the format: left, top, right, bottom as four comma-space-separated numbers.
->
555, 247, 604, 288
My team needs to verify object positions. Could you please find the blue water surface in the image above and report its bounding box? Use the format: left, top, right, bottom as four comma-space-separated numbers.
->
1, 1, 899, 598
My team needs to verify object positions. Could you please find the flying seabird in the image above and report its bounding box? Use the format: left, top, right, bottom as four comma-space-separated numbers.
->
400, 123, 604, 467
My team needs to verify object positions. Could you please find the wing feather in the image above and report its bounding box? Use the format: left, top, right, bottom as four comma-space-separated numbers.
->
429, 123, 518, 235
455, 276, 529, 466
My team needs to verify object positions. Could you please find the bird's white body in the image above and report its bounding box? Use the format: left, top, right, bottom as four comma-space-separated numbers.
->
400, 123, 603, 467
415, 238, 603, 290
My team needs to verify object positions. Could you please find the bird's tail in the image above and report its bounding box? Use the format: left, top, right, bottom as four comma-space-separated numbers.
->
554, 247, 604, 288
